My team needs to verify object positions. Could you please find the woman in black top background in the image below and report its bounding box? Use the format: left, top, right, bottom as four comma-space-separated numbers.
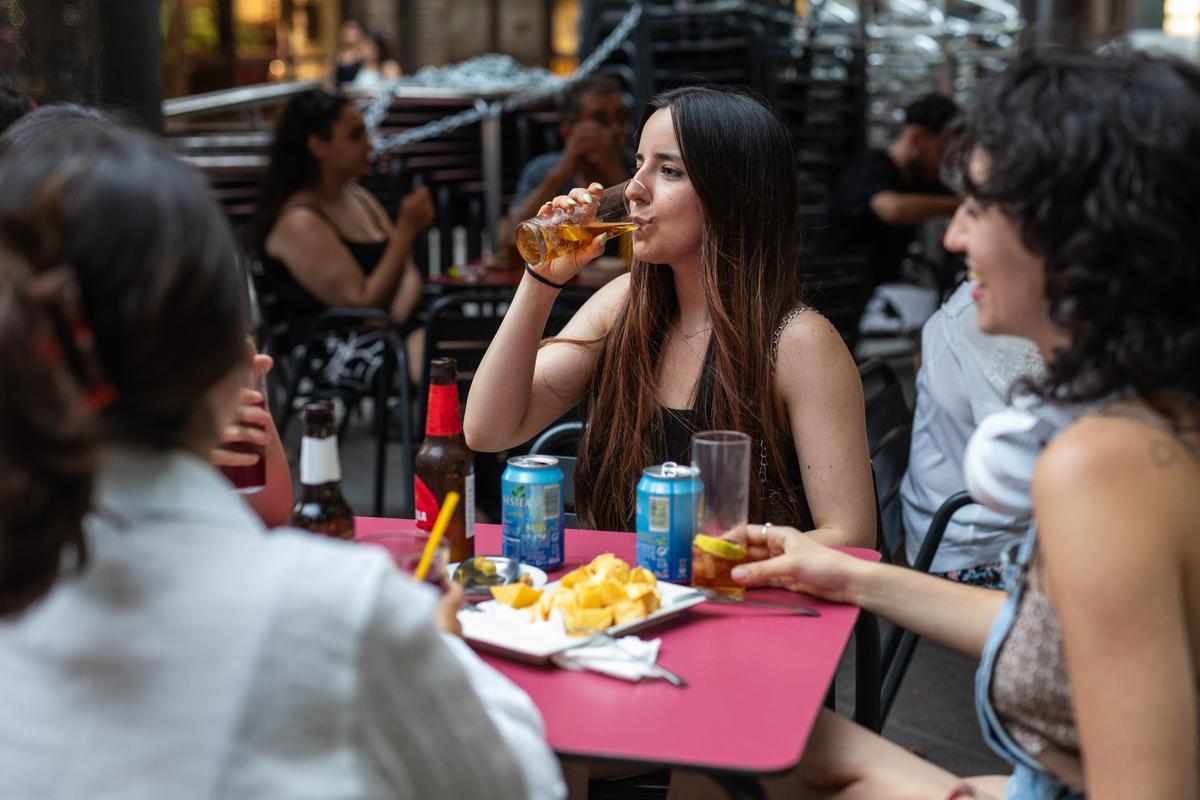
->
249, 90, 433, 355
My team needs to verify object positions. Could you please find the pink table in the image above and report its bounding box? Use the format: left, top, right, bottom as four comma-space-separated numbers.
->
357, 518, 878, 784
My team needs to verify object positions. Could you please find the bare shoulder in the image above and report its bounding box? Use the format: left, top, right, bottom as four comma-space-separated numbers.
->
1033, 411, 1199, 547
266, 204, 338, 253
775, 309, 858, 391
1037, 413, 1184, 491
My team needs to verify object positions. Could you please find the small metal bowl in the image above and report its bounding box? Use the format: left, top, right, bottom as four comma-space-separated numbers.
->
452, 556, 521, 594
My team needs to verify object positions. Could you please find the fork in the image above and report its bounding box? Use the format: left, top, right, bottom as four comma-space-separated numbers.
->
679, 588, 822, 617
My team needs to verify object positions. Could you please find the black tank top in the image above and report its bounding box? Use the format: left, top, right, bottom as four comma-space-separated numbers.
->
260, 198, 388, 349
334, 58, 364, 86
660, 406, 814, 531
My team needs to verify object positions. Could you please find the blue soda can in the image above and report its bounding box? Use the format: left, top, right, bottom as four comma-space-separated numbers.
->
636, 461, 701, 582
501, 455, 565, 569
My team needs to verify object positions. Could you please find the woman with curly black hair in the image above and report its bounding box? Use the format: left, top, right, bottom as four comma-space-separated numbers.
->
671, 47, 1200, 800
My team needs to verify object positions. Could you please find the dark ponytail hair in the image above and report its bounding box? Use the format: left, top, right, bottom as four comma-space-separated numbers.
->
0, 262, 96, 615
0, 119, 248, 615
247, 89, 351, 255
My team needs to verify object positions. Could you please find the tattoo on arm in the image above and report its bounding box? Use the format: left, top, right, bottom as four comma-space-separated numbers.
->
1151, 439, 1179, 469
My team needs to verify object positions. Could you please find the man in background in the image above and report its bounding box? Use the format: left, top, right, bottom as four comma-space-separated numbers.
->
498, 76, 629, 249
818, 94, 960, 289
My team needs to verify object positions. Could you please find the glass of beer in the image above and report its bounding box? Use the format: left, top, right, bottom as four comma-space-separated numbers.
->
515, 180, 641, 266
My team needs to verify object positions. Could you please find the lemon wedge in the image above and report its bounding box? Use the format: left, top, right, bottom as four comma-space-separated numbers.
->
692, 534, 747, 561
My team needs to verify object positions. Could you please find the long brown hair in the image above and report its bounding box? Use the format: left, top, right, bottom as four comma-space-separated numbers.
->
574, 86, 808, 531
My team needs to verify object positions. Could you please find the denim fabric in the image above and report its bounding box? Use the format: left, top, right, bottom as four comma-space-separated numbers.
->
1004, 765, 1085, 800
975, 529, 1085, 799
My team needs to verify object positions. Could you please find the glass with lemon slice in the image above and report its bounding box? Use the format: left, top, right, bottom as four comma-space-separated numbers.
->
690, 534, 750, 599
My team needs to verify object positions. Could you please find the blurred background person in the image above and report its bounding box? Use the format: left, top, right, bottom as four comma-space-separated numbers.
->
899, 279, 1043, 588
0, 121, 563, 800
352, 35, 402, 90
498, 76, 630, 249
329, 19, 370, 87
248, 89, 433, 382
817, 93, 960, 291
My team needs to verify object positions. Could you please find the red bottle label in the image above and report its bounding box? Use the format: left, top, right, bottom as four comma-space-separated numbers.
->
414, 475, 440, 531
426, 383, 463, 437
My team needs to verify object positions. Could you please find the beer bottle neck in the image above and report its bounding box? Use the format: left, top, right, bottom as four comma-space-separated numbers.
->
425, 382, 463, 437
299, 434, 342, 485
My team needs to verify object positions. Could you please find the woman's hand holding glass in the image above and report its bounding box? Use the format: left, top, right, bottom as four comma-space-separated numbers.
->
519, 182, 620, 285
725, 523, 865, 605
213, 351, 274, 475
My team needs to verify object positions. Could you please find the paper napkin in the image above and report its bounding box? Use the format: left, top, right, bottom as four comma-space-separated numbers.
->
551, 636, 663, 681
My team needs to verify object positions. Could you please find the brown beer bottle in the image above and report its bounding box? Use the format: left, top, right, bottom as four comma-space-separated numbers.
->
289, 400, 355, 540
414, 358, 475, 562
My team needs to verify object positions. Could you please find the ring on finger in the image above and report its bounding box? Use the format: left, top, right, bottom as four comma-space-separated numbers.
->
762, 522, 773, 536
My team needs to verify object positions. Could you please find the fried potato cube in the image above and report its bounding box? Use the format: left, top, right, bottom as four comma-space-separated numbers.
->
599, 559, 631, 585
589, 553, 619, 571
641, 590, 661, 615
561, 605, 613, 636
575, 579, 623, 609
612, 598, 649, 625
560, 565, 594, 589
625, 582, 655, 602
490, 583, 543, 609
628, 567, 657, 587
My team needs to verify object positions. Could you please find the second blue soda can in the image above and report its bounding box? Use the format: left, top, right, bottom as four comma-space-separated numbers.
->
501, 455, 565, 569
636, 461, 701, 582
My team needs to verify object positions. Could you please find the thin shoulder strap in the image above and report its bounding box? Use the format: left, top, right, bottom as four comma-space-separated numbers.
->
279, 203, 342, 237
770, 306, 811, 363
761, 306, 811, 488
1091, 406, 1200, 466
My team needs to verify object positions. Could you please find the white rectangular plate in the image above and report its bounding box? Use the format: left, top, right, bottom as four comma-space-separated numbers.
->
458, 581, 705, 664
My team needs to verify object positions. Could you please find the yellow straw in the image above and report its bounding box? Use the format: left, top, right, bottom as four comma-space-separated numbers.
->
414, 491, 459, 582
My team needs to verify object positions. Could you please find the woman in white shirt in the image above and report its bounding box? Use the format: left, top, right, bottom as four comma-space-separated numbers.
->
0, 119, 563, 799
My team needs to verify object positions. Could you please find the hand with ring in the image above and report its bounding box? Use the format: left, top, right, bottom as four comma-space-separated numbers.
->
722, 522, 866, 603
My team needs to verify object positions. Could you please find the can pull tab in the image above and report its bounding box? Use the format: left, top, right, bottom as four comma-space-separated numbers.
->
661, 461, 680, 477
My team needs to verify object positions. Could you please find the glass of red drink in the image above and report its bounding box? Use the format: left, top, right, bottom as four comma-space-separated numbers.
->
219, 369, 267, 493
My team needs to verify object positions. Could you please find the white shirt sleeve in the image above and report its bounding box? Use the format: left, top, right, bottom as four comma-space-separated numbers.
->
440, 634, 567, 800
355, 573, 563, 799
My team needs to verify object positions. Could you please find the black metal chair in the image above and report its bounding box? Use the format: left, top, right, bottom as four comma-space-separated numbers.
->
860, 358, 913, 561
278, 308, 414, 518
850, 358, 914, 733
879, 491, 978, 724
529, 420, 584, 530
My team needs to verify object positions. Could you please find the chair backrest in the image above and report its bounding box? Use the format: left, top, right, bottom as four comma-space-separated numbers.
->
419, 291, 510, 428
859, 358, 913, 558
529, 420, 585, 528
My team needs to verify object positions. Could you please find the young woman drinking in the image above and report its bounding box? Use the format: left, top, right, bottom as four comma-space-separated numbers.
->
465, 86, 876, 548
